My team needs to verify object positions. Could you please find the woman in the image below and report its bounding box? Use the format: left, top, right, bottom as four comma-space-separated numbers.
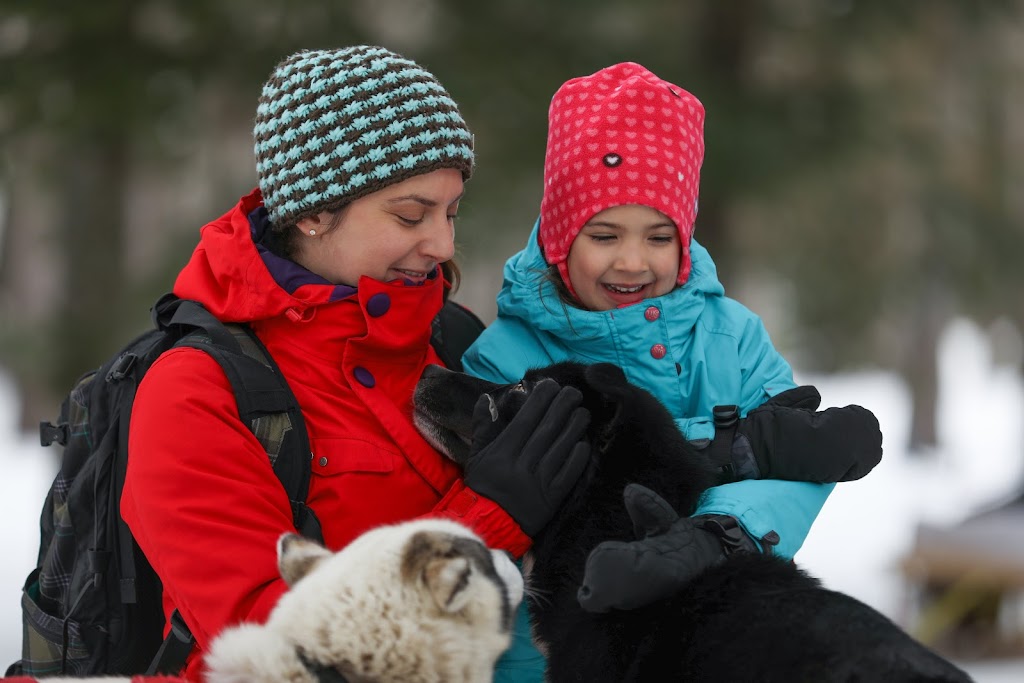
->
121, 45, 590, 681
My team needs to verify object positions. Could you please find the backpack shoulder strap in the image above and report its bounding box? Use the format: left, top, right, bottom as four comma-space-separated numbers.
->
186, 325, 321, 538
165, 315, 321, 542
430, 299, 485, 372
146, 296, 322, 675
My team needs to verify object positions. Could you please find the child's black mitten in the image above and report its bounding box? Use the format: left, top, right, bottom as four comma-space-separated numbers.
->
577, 484, 755, 613
726, 386, 883, 483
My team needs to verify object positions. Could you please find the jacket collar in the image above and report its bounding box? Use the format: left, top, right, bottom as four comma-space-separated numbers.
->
249, 204, 359, 302
495, 219, 724, 343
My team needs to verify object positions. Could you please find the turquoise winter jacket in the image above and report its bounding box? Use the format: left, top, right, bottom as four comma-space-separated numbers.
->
466, 222, 833, 683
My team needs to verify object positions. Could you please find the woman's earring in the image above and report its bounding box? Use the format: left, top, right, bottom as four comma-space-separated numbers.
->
308, 229, 316, 236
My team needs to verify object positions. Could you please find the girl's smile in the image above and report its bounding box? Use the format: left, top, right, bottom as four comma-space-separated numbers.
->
566, 204, 680, 311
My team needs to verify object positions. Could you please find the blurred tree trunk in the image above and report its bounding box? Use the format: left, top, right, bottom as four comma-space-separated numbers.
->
904, 278, 948, 452
693, 0, 755, 290
54, 134, 128, 388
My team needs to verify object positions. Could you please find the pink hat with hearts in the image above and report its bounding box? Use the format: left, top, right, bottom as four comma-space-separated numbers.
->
539, 62, 705, 295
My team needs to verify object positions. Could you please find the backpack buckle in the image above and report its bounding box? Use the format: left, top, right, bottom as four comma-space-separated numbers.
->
712, 404, 739, 429
39, 421, 69, 447
708, 405, 740, 478
699, 515, 746, 554
169, 610, 195, 643
106, 353, 138, 383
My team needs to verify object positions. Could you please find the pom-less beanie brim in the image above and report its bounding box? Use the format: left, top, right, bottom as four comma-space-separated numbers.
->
254, 45, 474, 227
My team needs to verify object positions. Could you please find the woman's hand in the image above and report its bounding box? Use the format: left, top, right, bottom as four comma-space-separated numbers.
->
462, 379, 591, 537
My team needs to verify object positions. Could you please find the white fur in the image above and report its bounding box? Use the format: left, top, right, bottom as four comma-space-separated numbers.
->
32, 519, 523, 683
204, 518, 523, 683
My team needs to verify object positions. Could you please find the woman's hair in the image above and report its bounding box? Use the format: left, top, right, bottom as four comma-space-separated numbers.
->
260, 222, 301, 262
443, 260, 461, 297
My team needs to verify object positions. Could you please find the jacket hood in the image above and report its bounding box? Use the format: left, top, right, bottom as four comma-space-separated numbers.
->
496, 219, 724, 342
173, 188, 445, 322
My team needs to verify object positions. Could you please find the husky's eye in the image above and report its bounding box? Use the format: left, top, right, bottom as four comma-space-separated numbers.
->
510, 381, 527, 394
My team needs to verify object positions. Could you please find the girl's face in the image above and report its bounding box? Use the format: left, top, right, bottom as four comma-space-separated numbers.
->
566, 204, 680, 311
294, 169, 463, 286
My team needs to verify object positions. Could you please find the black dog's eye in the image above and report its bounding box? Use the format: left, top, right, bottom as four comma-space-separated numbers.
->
510, 381, 527, 394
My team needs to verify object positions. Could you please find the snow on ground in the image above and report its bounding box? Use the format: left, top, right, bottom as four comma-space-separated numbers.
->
0, 318, 1022, 680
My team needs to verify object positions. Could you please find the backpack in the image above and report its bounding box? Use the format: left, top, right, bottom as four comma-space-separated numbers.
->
7, 292, 485, 678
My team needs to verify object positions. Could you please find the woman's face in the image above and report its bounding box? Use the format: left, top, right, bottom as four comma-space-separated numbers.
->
294, 169, 464, 286
566, 204, 680, 311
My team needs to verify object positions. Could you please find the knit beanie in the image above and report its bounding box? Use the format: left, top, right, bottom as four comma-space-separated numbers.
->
254, 45, 475, 227
539, 62, 705, 293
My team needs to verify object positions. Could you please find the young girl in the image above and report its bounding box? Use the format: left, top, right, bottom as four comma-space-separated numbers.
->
118, 46, 591, 681
464, 61, 881, 680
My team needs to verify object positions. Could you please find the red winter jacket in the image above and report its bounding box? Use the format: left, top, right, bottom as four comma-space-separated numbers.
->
121, 188, 529, 681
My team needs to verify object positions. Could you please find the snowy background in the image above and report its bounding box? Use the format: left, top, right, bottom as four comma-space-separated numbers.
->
0, 318, 1022, 680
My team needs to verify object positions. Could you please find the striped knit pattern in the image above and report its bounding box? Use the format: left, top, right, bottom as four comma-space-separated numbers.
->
254, 45, 475, 227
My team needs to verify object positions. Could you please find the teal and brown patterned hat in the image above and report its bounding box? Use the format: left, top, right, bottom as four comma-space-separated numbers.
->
254, 45, 475, 227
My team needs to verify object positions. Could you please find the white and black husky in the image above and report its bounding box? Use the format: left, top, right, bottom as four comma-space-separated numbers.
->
31, 518, 523, 683
205, 518, 523, 683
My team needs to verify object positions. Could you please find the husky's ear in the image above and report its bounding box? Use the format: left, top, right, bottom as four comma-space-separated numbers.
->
401, 530, 478, 613
277, 533, 332, 587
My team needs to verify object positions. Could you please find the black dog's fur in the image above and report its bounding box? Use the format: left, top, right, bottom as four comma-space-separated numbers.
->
414, 361, 972, 683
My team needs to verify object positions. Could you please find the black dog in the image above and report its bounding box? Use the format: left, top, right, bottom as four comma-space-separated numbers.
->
413, 361, 972, 683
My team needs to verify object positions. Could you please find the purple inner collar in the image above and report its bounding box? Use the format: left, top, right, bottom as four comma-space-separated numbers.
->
249, 206, 356, 302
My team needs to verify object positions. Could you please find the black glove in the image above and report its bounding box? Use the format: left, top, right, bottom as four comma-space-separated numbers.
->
577, 484, 755, 613
463, 378, 592, 537
724, 386, 883, 483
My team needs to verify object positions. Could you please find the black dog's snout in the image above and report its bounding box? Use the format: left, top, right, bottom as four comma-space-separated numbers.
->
420, 363, 455, 382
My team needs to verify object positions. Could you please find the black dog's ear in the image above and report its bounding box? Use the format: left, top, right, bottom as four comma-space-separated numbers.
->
584, 363, 632, 453
584, 363, 629, 396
